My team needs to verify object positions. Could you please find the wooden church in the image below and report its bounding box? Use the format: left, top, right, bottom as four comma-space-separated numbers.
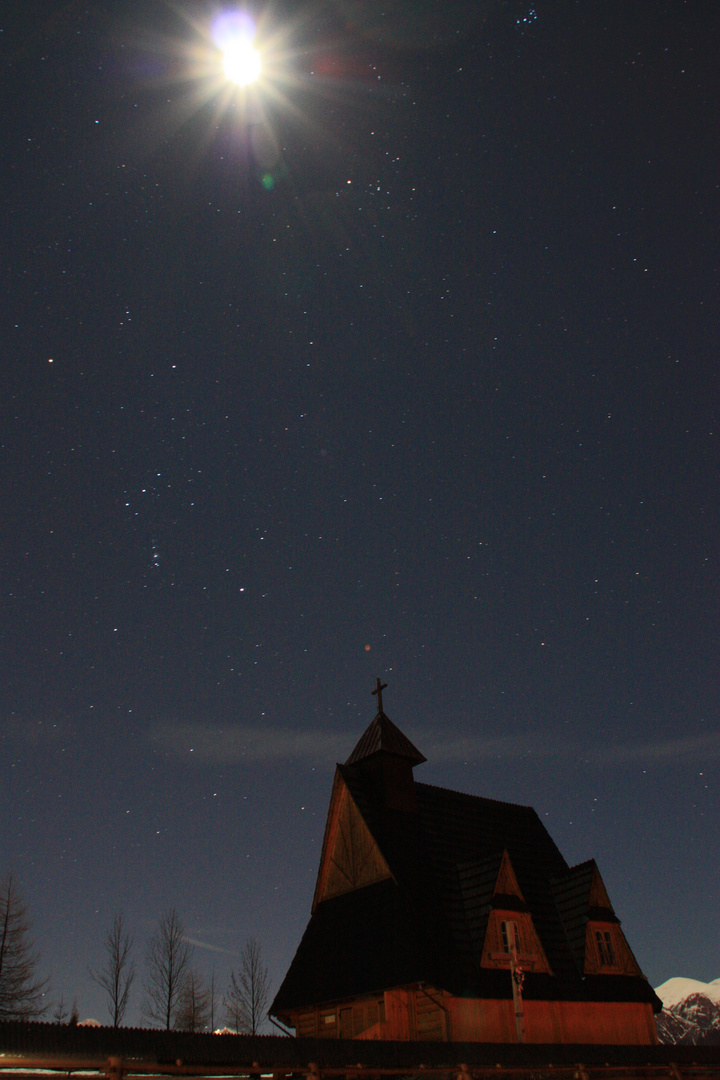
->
270, 682, 661, 1045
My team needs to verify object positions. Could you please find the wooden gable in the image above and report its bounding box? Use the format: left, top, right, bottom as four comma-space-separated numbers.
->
582, 864, 644, 978
313, 769, 393, 910
481, 850, 552, 975
495, 847, 524, 901
586, 862, 614, 913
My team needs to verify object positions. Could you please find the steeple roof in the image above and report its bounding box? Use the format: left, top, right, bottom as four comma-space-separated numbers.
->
345, 710, 427, 767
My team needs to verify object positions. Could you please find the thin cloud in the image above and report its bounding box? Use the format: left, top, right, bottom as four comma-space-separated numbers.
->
427, 733, 550, 763
149, 721, 720, 768
149, 721, 348, 764
593, 730, 720, 765
430, 729, 720, 768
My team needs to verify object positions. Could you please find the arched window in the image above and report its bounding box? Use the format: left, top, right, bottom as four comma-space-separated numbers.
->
595, 929, 616, 967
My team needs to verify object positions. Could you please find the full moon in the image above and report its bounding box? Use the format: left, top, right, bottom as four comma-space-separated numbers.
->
222, 38, 261, 85
212, 12, 262, 86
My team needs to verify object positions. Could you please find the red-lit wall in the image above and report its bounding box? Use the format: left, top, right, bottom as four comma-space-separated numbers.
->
292, 987, 658, 1046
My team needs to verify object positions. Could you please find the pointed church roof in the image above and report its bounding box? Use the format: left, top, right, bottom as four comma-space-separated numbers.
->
345, 710, 427, 766
345, 680, 426, 766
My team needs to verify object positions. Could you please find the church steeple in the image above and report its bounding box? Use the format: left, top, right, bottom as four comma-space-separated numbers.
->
345, 679, 426, 767
344, 680, 426, 811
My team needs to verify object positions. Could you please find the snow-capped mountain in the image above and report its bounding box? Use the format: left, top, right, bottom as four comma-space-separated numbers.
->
654, 977, 720, 1045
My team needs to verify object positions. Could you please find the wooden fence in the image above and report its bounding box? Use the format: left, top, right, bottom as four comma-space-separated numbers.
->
0, 1022, 718, 1080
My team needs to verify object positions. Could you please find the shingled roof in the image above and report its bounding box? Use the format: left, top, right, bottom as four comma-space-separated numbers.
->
345, 710, 427, 766
272, 709, 660, 1020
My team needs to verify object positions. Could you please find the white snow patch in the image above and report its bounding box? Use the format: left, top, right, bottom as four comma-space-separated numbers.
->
655, 977, 720, 1009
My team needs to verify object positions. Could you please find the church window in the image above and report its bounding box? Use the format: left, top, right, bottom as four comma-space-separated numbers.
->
501, 920, 520, 954
595, 930, 616, 966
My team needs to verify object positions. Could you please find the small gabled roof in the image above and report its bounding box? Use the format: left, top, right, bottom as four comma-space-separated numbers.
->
551, 860, 599, 970
452, 848, 533, 961
413, 782, 576, 986
551, 859, 622, 971
345, 710, 427, 767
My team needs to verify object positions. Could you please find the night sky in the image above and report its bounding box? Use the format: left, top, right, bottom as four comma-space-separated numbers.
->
2, 0, 717, 1027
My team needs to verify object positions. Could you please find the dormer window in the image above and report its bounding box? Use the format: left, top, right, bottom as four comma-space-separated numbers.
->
595, 929, 616, 967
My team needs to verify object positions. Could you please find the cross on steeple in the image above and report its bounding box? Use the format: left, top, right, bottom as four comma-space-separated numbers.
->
371, 677, 388, 714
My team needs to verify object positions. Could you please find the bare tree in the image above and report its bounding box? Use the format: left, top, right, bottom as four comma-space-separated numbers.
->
224, 938, 270, 1035
207, 968, 218, 1032
90, 913, 136, 1027
52, 994, 68, 1024
143, 909, 192, 1030
0, 873, 48, 1020
175, 969, 209, 1032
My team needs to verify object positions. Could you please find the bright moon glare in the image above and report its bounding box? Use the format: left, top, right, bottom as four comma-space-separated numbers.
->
212, 11, 262, 85
223, 39, 261, 84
